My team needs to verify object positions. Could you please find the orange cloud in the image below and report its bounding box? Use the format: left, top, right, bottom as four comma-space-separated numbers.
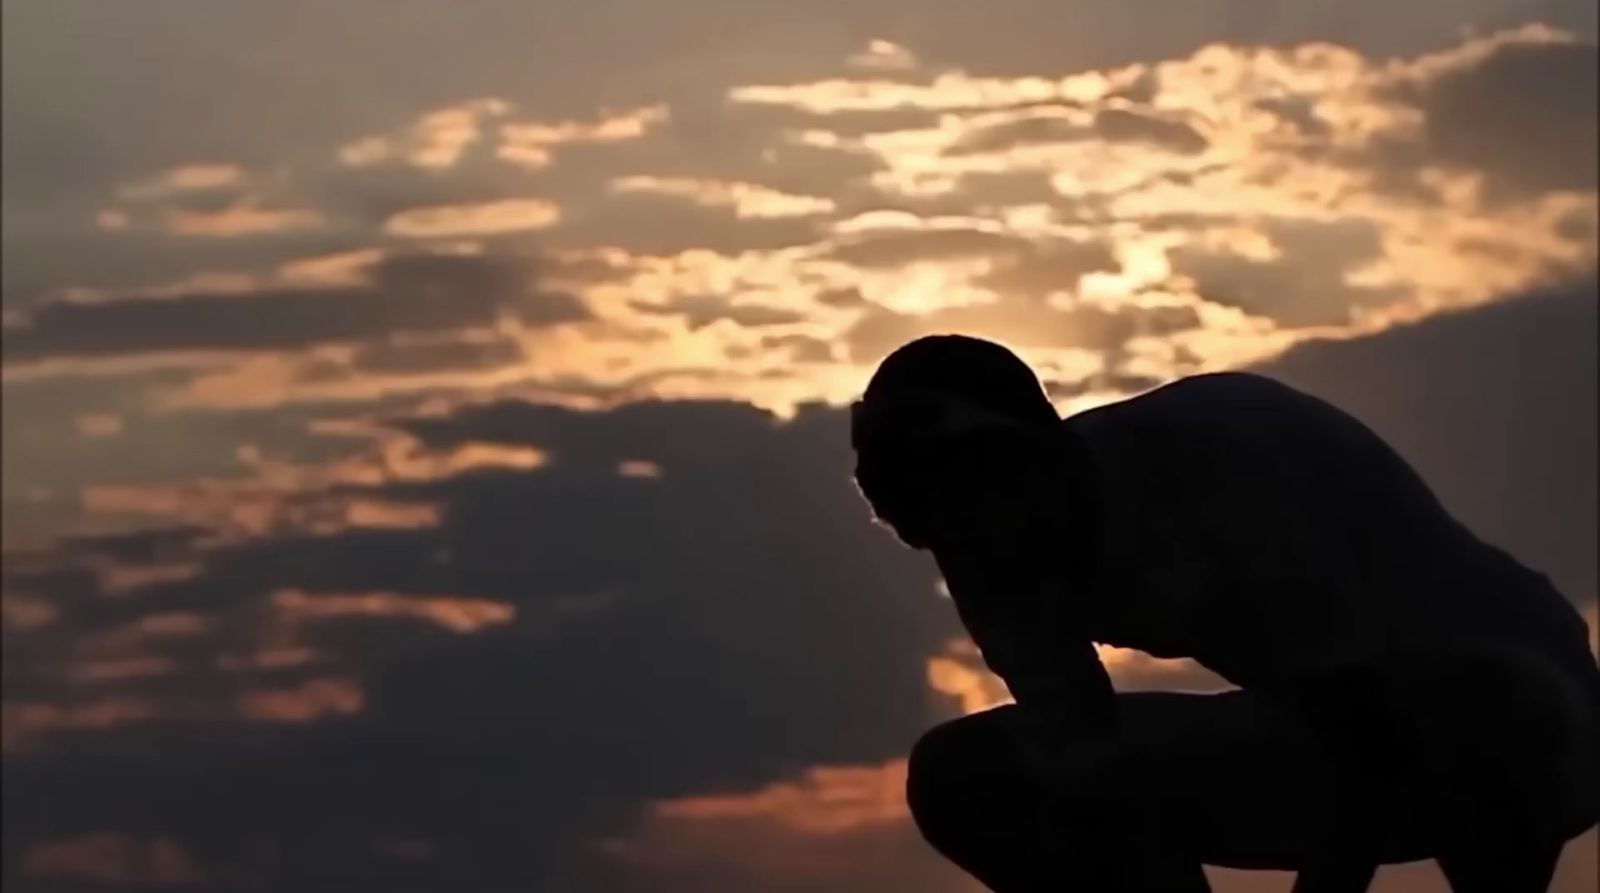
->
383, 198, 561, 237
848, 39, 919, 72
340, 499, 441, 530
610, 176, 837, 218
235, 676, 364, 722
272, 589, 516, 634
617, 459, 664, 479
612, 759, 978, 893
117, 163, 243, 200
653, 759, 910, 835
339, 97, 510, 169
496, 104, 668, 168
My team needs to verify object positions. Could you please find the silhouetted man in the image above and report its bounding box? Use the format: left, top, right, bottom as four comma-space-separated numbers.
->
850, 335, 1598, 893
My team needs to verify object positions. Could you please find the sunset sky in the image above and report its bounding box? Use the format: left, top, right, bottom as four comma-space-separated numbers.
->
2, 2, 1597, 891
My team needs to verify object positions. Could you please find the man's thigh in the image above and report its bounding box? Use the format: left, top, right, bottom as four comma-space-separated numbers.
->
1102, 689, 1385, 871
1112, 647, 1598, 866
909, 691, 1380, 871
912, 655, 1595, 874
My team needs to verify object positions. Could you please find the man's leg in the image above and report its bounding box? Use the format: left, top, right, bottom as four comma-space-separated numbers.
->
1361, 642, 1598, 892
906, 659, 1596, 893
905, 689, 1390, 892
906, 703, 1212, 893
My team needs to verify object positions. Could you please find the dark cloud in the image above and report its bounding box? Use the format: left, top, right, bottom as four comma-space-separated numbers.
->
977, 239, 1120, 297
1253, 95, 1331, 139
1417, 39, 1599, 199
949, 169, 1065, 209
3, 398, 956, 890
60, 527, 210, 564
1, 383, 438, 543
1091, 108, 1209, 154
1253, 277, 1598, 601
631, 295, 808, 331
844, 295, 1200, 363
815, 286, 869, 308
3, 252, 586, 363
944, 112, 1084, 156
347, 335, 526, 377
556, 192, 827, 256
732, 103, 949, 140
1168, 217, 1403, 325
761, 334, 837, 363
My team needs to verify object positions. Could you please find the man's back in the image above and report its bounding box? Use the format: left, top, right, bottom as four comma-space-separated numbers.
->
1061, 372, 1592, 688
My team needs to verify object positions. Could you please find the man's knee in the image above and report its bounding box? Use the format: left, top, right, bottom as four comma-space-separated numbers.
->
906, 708, 1032, 849
1380, 646, 1598, 837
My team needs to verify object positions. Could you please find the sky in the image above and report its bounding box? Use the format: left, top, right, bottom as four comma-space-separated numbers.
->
1, 1, 1596, 891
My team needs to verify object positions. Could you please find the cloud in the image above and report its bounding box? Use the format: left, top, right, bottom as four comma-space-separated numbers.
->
337, 98, 513, 171
1091, 108, 1208, 154
1254, 277, 1598, 601
342, 334, 527, 377
270, 588, 514, 634
3, 397, 961, 888
944, 109, 1086, 156
159, 202, 326, 238
826, 226, 1031, 267
115, 163, 245, 201
382, 198, 561, 237
630, 295, 808, 331
4, 274, 1598, 891
843, 296, 1201, 364
1412, 38, 1599, 199
976, 239, 1120, 296
609, 177, 836, 219
2, 252, 584, 363
495, 104, 671, 169
1167, 217, 1403, 325
760, 334, 837, 363
3, 11, 1598, 892
847, 39, 919, 73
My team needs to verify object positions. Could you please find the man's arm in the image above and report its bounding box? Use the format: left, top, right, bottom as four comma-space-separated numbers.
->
934, 547, 1117, 747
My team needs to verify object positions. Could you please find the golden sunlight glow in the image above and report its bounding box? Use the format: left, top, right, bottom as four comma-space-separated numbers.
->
610, 176, 836, 218
383, 198, 561, 237
926, 639, 1013, 715
653, 759, 910, 834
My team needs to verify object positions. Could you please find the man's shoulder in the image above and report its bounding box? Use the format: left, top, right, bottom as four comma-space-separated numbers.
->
1149, 371, 1305, 402
1068, 372, 1316, 426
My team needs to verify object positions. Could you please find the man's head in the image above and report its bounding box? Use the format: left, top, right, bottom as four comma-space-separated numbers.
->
851, 335, 1061, 550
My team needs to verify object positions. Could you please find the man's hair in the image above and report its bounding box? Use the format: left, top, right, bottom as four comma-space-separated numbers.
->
851, 335, 1058, 547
